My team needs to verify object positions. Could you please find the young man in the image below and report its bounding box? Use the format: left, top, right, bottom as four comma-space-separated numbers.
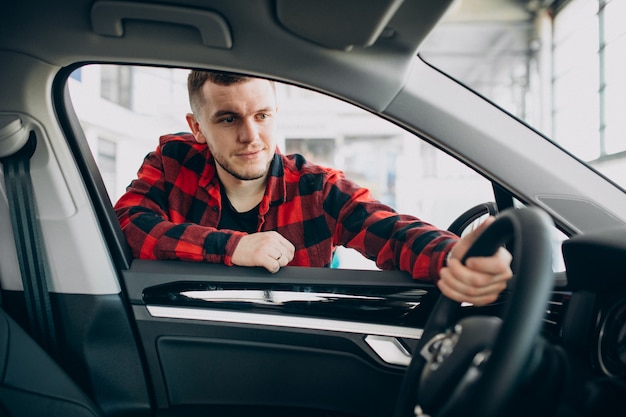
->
114, 70, 512, 306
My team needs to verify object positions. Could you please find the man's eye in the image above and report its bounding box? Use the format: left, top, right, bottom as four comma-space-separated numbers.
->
222, 116, 235, 123
258, 113, 269, 120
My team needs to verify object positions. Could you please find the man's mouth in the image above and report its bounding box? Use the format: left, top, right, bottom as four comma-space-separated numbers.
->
237, 149, 263, 159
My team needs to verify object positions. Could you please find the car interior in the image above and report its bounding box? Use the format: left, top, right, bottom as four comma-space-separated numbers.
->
1, 0, 626, 417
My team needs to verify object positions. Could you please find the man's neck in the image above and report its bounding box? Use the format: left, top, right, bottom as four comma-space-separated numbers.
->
217, 171, 267, 213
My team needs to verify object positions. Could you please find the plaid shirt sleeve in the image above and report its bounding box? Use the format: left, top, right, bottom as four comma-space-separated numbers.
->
323, 170, 460, 281
114, 138, 245, 264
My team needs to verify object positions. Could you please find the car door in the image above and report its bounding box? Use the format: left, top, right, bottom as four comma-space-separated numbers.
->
2, 105, 439, 417
121, 259, 437, 417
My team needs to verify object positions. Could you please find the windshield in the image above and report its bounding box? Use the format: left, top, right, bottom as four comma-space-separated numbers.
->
419, 0, 626, 190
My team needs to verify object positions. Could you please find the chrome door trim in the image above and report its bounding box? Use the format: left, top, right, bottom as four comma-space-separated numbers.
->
146, 305, 423, 340
364, 335, 413, 366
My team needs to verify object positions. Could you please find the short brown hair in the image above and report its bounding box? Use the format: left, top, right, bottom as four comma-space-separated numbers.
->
187, 70, 273, 115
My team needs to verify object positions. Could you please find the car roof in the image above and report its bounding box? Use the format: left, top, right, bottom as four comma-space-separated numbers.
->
1, 0, 453, 111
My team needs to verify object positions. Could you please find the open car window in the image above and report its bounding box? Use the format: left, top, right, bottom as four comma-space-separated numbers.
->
68, 64, 496, 270
68, 64, 569, 273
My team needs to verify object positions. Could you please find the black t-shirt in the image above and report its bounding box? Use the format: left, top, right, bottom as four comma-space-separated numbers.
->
217, 187, 259, 234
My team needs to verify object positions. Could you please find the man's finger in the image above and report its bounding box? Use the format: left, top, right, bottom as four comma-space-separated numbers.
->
464, 248, 513, 275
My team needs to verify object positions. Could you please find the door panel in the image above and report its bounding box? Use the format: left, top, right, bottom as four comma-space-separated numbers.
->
123, 260, 438, 417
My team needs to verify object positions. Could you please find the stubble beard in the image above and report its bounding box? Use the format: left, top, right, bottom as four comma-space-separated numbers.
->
213, 153, 270, 181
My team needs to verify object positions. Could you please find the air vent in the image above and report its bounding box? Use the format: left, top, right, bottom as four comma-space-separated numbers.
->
543, 291, 571, 338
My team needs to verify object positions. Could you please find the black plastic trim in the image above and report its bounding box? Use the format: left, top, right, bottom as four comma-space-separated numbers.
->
143, 280, 435, 328
51, 64, 132, 271
3, 290, 152, 417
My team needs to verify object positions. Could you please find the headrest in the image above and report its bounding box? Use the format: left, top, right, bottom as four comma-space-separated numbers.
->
0, 115, 29, 158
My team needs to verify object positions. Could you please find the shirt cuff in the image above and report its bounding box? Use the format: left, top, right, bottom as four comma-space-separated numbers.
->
222, 232, 246, 266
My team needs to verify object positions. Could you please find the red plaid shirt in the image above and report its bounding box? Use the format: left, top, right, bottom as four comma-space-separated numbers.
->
114, 133, 459, 281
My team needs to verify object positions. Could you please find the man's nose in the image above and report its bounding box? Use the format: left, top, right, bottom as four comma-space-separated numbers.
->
239, 118, 259, 143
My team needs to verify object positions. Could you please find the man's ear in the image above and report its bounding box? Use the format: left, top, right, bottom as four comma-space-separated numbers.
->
185, 113, 206, 144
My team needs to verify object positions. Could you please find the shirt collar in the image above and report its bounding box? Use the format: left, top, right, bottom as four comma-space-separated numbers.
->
264, 152, 286, 209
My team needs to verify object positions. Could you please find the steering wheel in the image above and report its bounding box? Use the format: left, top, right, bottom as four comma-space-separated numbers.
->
394, 207, 555, 417
446, 201, 498, 236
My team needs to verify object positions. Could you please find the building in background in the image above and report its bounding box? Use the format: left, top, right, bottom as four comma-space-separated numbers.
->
421, 0, 626, 186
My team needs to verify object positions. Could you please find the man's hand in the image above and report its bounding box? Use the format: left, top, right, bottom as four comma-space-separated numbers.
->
232, 231, 295, 273
437, 217, 513, 306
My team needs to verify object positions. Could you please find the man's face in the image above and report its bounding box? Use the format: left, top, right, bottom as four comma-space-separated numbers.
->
187, 78, 278, 182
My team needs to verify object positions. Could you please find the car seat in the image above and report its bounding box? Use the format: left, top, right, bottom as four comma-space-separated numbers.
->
0, 306, 103, 417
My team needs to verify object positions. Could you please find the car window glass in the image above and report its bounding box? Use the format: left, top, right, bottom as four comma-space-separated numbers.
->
68, 64, 495, 270
419, 0, 626, 191
512, 198, 567, 273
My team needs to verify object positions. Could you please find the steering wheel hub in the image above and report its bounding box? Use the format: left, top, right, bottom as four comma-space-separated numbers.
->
420, 325, 461, 371
417, 316, 502, 413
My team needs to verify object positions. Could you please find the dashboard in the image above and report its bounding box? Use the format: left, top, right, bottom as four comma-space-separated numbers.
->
560, 227, 626, 389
